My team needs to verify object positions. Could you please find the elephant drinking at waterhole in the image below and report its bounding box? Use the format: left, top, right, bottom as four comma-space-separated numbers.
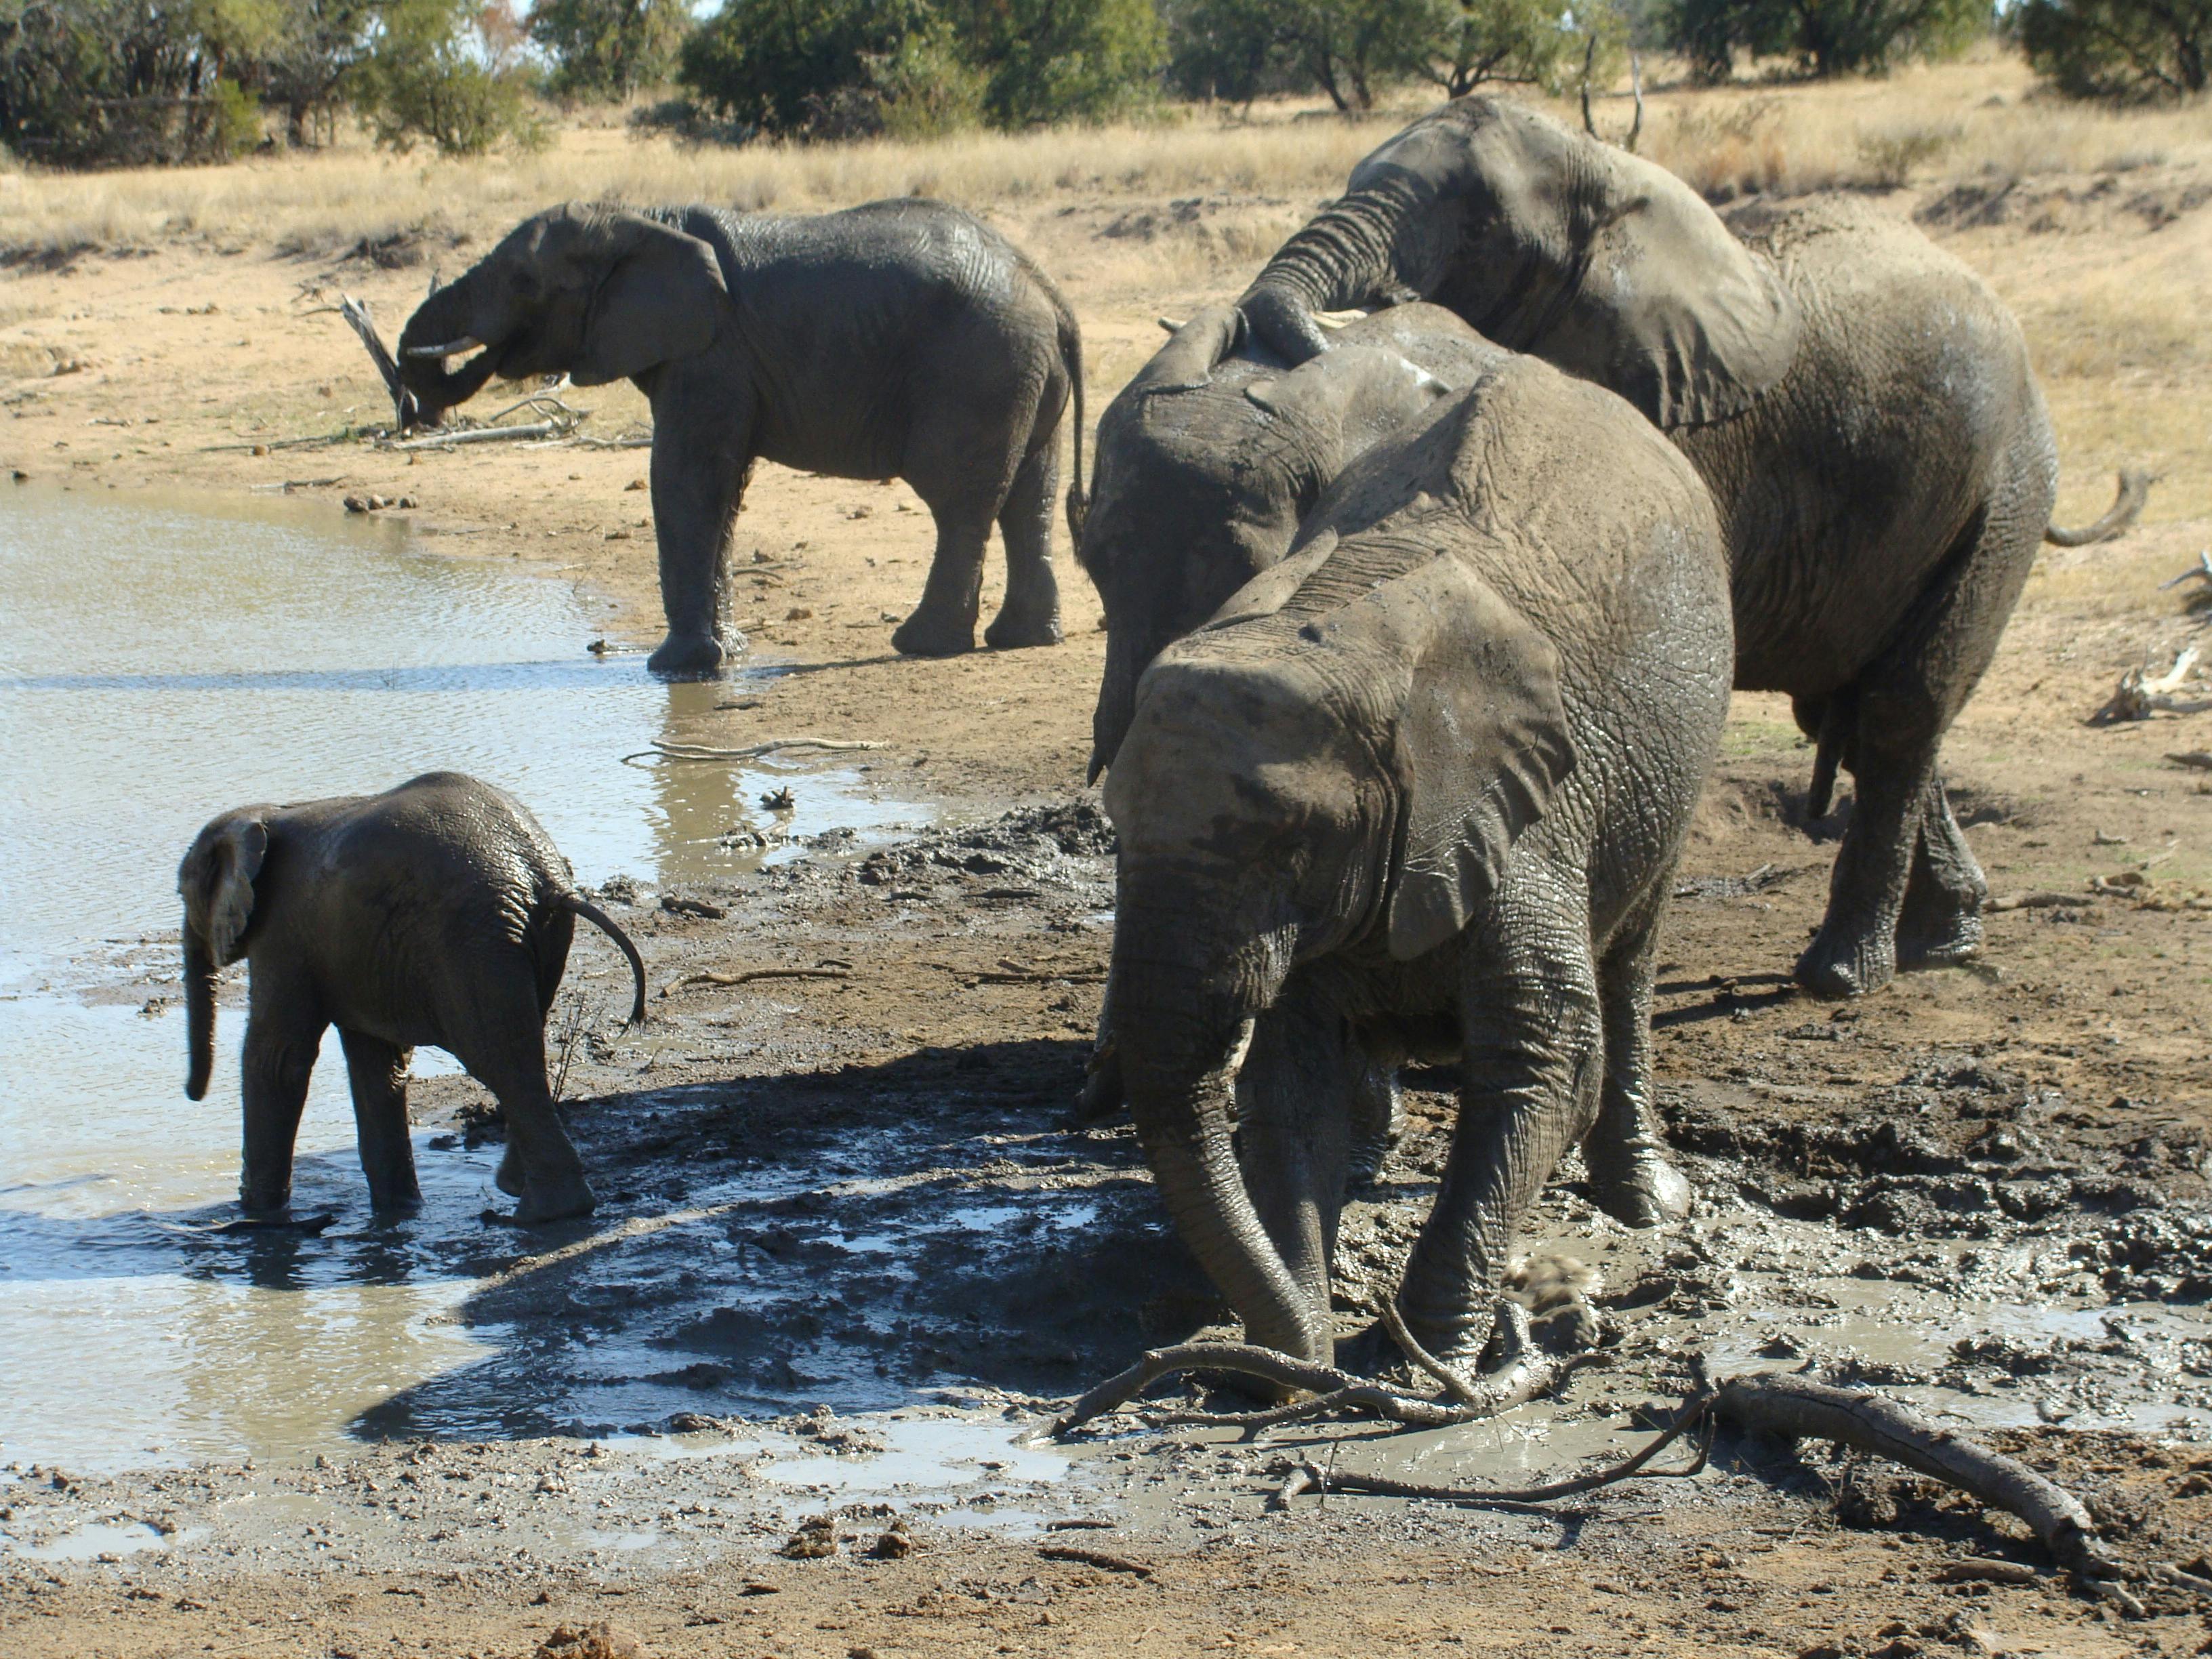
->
1105, 352, 1732, 1368
399, 199, 1082, 672
180, 772, 647, 1225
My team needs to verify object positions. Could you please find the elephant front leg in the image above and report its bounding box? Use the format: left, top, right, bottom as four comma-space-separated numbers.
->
1584, 911, 1690, 1228
340, 1028, 422, 1213
238, 988, 326, 1214
644, 391, 752, 677
984, 441, 1063, 651
1397, 895, 1602, 1369
1896, 777, 1989, 972
1233, 983, 1355, 1327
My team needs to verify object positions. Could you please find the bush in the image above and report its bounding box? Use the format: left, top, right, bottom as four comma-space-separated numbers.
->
529, 0, 690, 101
354, 0, 542, 154
2019, 0, 2209, 97
0, 0, 270, 166
1664, 0, 1988, 77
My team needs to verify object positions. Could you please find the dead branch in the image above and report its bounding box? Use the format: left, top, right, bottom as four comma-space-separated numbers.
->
2045, 469, 2151, 548
623, 738, 885, 766
331, 293, 426, 432
662, 967, 850, 996
1711, 1371, 2118, 1578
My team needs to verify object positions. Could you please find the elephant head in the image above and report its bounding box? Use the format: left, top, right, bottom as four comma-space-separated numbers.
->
178, 811, 268, 1103
1233, 96, 1799, 430
397, 203, 729, 416
1104, 546, 1574, 1359
1081, 304, 1488, 782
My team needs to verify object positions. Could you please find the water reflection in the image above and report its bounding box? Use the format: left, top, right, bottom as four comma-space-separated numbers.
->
0, 483, 926, 1469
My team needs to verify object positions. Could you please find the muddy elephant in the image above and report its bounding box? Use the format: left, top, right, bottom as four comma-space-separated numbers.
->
1071, 300, 1494, 1164
180, 772, 647, 1224
398, 199, 1082, 671
1228, 96, 2140, 999
1105, 351, 1733, 1366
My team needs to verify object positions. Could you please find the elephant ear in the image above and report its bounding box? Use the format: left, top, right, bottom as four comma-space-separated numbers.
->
1317, 556, 1574, 961
573, 214, 728, 387
1562, 144, 1800, 429
181, 815, 269, 966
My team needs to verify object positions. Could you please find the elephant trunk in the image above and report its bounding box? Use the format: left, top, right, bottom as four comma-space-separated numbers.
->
1237, 190, 1410, 367
1113, 924, 1327, 1362
184, 922, 217, 1101
396, 273, 505, 414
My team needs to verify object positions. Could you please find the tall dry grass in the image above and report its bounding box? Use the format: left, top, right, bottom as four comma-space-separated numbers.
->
3, 47, 2206, 264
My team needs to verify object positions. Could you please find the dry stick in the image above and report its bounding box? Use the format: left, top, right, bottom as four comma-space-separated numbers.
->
623, 738, 885, 765
1711, 1371, 2119, 1579
1299, 1395, 1713, 1511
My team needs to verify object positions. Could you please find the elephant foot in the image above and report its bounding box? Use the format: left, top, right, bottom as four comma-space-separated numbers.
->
983, 611, 1063, 651
514, 1172, 596, 1226
1794, 920, 1897, 1000
495, 1141, 525, 1199
647, 631, 735, 678
891, 611, 976, 657
1896, 907, 1984, 974
1586, 1153, 1692, 1228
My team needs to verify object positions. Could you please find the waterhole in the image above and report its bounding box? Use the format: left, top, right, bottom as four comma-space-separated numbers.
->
0, 483, 924, 1470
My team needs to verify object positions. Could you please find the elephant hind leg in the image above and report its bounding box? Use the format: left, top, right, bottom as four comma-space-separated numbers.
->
1584, 905, 1691, 1228
1896, 777, 1990, 972
340, 1028, 421, 1212
983, 438, 1063, 652
1797, 492, 2039, 999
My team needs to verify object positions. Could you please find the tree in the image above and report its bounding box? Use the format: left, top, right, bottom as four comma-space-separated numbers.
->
1663, 0, 1986, 77
529, 0, 689, 100
2018, 0, 2207, 96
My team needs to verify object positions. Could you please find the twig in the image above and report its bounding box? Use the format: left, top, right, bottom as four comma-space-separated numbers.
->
622, 738, 885, 765
1038, 1544, 1153, 1578
662, 966, 850, 996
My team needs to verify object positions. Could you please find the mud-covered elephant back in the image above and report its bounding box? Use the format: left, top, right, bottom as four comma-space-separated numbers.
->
1415, 98, 1803, 430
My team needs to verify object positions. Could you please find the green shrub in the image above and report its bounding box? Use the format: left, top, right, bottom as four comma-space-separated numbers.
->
2019, 0, 2209, 96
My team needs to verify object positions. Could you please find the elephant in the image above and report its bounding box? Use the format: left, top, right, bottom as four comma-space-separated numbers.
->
1104, 348, 1733, 1368
1071, 300, 1492, 1168
180, 772, 647, 1224
397, 199, 1082, 671
1226, 95, 2139, 999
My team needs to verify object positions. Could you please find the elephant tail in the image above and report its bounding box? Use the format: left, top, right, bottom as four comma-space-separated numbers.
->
1056, 293, 1087, 555
2045, 469, 2150, 547
565, 895, 647, 1026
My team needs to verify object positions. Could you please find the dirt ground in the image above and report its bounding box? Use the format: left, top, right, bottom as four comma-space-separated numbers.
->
4, 92, 2212, 1659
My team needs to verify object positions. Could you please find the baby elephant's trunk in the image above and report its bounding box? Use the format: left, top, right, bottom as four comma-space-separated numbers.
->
184, 924, 218, 1101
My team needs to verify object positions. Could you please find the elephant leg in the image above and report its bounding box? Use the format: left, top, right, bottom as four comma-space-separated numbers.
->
1896, 777, 1989, 972
1234, 978, 1353, 1337
239, 981, 326, 1214
1583, 904, 1691, 1228
891, 499, 996, 658
448, 974, 594, 1225
339, 1029, 421, 1212
984, 438, 1063, 651
644, 384, 754, 677
1797, 495, 2038, 998
1397, 881, 1602, 1369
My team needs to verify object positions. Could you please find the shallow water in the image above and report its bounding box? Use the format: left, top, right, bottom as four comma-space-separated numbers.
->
0, 483, 922, 1469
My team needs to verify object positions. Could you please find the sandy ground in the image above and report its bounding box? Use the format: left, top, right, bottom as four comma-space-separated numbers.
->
3, 123, 2212, 1659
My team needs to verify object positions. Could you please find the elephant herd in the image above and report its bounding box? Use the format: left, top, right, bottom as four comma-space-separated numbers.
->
189, 94, 2137, 1379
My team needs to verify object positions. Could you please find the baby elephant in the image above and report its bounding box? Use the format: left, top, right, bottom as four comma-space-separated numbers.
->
180, 772, 647, 1224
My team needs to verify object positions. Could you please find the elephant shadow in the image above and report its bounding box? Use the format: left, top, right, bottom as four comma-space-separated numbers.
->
348, 1037, 1220, 1443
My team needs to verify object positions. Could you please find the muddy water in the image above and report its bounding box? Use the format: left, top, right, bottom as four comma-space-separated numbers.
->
0, 484, 922, 1470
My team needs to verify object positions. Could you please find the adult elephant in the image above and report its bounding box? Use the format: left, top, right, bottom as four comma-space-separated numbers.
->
1227, 96, 2136, 998
1106, 352, 1732, 1366
181, 772, 647, 1224
398, 199, 1082, 672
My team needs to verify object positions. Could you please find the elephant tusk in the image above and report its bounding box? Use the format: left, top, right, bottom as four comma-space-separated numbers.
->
403, 336, 481, 359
